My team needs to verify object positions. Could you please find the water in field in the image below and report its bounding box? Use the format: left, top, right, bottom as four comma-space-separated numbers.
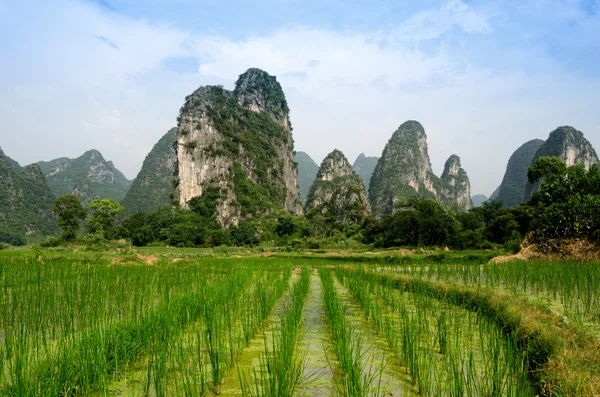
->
296, 274, 334, 397
0, 253, 544, 396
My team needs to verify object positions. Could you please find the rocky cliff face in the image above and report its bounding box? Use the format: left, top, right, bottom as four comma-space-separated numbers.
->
0, 149, 57, 242
438, 154, 472, 209
305, 149, 370, 223
37, 149, 131, 205
352, 153, 379, 191
121, 128, 178, 216
495, 139, 545, 207
175, 68, 302, 227
294, 151, 319, 204
369, 121, 472, 216
524, 126, 598, 201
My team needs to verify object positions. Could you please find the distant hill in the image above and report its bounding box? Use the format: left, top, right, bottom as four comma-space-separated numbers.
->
369, 121, 472, 216
305, 149, 370, 223
489, 186, 500, 200
495, 139, 545, 207
471, 194, 488, 207
37, 150, 131, 205
0, 147, 57, 243
352, 153, 378, 191
294, 151, 319, 204
121, 128, 178, 216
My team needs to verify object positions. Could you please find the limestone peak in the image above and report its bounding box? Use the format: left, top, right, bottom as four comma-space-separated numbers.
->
317, 149, 355, 181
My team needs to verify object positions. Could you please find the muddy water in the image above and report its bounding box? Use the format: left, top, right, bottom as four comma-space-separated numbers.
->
332, 277, 417, 397
217, 275, 297, 396
296, 273, 335, 397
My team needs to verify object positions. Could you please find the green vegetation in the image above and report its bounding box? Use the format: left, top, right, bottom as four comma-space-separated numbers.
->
86, 198, 125, 239
369, 121, 471, 215
121, 128, 178, 216
305, 150, 370, 227
527, 157, 600, 248
524, 126, 599, 201
36, 149, 132, 205
0, 151, 58, 243
179, 82, 290, 219
337, 267, 531, 396
1, 248, 599, 395
53, 194, 86, 241
496, 139, 545, 207
294, 151, 319, 204
320, 268, 383, 396
352, 153, 378, 191
240, 268, 310, 396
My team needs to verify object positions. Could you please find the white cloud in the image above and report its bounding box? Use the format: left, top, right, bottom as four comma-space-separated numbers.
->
0, 0, 599, 198
392, 0, 492, 42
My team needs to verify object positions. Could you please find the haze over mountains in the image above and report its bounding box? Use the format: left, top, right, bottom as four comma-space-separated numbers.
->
1, 67, 598, 243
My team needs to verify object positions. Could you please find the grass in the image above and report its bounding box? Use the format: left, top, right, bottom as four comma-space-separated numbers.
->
1, 247, 598, 396
320, 268, 383, 397
337, 266, 531, 396
240, 267, 310, 396
353, 266, 600, 396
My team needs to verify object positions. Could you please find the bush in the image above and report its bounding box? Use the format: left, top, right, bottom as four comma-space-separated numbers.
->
505, 238, 522, 254
40, 236, 64, 248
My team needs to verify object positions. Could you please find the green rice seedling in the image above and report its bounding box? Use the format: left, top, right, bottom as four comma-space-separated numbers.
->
436, 309, 448, 354
240, 268, 310, 397
319, 268, 383, 397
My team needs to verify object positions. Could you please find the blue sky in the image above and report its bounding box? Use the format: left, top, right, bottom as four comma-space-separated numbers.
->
0, 0, 599, 196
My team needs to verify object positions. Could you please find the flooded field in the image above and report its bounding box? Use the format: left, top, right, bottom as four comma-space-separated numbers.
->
0, 249, 598, 395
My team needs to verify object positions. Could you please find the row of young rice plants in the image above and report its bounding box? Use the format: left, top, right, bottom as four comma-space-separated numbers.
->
240, 267, 311, 397
356, 265, 600, 396
132, 264, 293, 396
319, 268, 383, 397
0, 252, 231, 354
0, 254, 247, 396
336, 267, 532, 397
385, 258, 600, 329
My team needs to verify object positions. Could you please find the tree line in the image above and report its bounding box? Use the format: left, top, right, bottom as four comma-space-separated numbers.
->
26, 156, 600, 251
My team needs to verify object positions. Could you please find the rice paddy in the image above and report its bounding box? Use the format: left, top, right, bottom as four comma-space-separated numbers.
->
1, 248, 599, 396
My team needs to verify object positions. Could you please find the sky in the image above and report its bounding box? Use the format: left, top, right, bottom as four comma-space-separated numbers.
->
0, 0, 599, 196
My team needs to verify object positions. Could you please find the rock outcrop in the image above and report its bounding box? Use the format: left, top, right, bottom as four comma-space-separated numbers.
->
305, 149, 370, 223
0, 148, 57, 242
352, 153, 379, 191
495, 139, 545, 207
524, 126, 598, 201
121, 128, 178, 216
37, 149, 131, 205
369, 121, 472, 216
438, 154, 472, 209
175, 68, 302, 227
294, 151, 319, 205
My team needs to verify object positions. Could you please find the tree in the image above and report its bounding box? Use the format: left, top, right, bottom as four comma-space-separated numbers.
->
275, 215, 296, 237
87, 199, 125, 239
527, 156, 567, 183
527, 159, 600, 244
53, 194, 86, 241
